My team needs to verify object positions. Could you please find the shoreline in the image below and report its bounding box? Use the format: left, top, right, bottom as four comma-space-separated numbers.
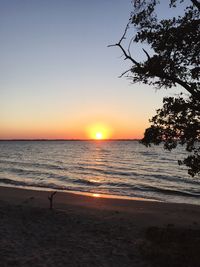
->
1, 185, 200, 217
0, 183, 160, 202
1, 183, 199, 206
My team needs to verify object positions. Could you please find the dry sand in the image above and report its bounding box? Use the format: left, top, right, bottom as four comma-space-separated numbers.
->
0, 186, 200, 267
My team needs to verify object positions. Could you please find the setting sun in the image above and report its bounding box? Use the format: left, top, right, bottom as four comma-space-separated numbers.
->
95, 132, 103, 140
92, 193, 100, 198
86, 123, 112, 140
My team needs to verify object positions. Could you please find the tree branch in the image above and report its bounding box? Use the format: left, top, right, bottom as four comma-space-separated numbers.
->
118, 23, 130, 45
142, 49, 151, 60
109, 9, 200, 100
118, 69, 132, 78
128, 36, 135, 57
191, 0, 200, 11
160, 73, 200, 100
108, 23, 141, 68
117, 43, 141, 67
110, 38, 200, 99
48, 191, 57, 210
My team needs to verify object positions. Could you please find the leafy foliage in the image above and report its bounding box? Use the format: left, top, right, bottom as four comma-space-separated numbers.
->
142, 95, 200, 176
130, 0, 200, 97
111, 0, 200, 176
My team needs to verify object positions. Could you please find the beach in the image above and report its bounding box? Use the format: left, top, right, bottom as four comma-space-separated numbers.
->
0, 186, 200, 267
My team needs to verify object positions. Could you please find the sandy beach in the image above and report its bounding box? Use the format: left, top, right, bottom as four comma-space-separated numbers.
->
0, 186, 200, 267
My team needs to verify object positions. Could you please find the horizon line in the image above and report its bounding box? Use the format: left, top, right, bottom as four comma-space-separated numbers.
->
0, 138, 141, 141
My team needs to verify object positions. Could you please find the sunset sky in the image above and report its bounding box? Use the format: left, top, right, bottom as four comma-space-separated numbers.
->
0, 0, 183, 139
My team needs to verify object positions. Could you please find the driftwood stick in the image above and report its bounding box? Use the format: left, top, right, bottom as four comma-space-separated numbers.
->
48, 191, 57, 210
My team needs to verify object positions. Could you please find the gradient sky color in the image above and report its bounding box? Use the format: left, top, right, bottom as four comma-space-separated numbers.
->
0, 0, 184, 139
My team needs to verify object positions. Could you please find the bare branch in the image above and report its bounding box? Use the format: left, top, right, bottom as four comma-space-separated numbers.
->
108, 23, 141, 68
118, 69, 132, 78
142, 49, 151, 60
117, 43, 140, 67
118, 23, 130, 45
48, 191, 57, 210
107, 44, 117, 48
128, 37, 135, 57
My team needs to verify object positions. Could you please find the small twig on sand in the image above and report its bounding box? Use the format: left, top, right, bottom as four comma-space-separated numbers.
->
48, 191, 57, 210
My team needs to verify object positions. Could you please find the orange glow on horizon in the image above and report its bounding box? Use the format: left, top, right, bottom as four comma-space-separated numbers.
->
0, 118, 148, 140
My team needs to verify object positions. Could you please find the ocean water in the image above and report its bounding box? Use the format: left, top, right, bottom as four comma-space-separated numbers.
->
0, 140, 199, 205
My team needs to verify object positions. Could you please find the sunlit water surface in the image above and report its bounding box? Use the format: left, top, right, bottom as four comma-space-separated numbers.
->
0, 141, 199, 205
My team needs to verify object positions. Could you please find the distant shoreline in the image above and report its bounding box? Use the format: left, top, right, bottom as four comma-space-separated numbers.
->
0, 139, 140, 141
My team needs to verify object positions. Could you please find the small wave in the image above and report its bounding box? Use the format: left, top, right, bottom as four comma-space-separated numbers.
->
76, 166, 135, 177
144, 173, 200, 186
0, 159, 66, 171
0, 177, 68, 191
105, 181, 132, 188
140, 151, 158, 157
103, 180, 200, 198
0, 167, 51, 177
72, 179, 101, 186
0, 178, 28, 187
139, 184, 200, 198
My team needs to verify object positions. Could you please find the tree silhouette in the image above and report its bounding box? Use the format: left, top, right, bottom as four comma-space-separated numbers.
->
109, 0, 200, 176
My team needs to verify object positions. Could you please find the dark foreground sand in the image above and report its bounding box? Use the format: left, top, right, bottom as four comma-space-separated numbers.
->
0, 186, 200, 267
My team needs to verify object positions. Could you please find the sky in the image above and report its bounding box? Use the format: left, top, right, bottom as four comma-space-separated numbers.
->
0, 0, 184, 139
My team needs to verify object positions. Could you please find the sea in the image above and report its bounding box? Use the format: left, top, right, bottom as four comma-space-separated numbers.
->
0, 140, 199, 205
